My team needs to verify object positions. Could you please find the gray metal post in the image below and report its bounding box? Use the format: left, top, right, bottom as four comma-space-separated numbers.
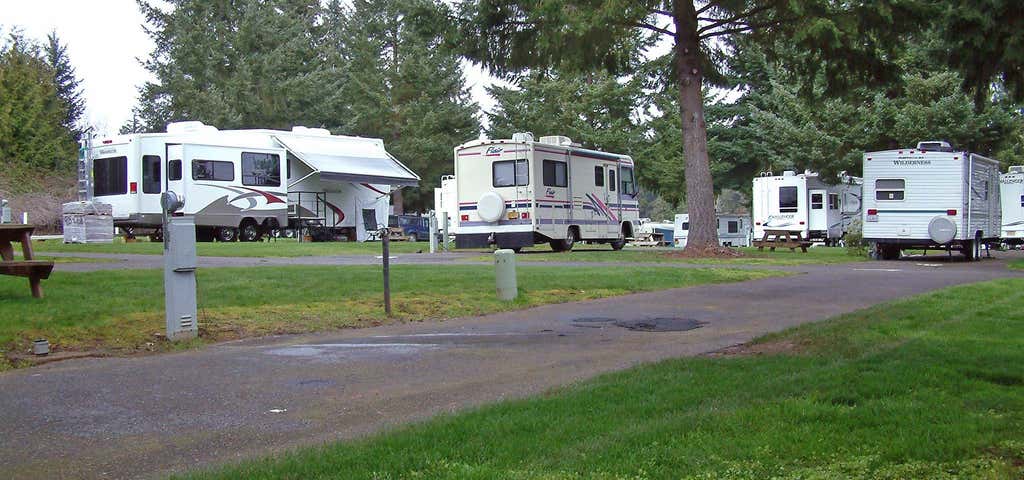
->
0, 199, 9, 224
428, 210, 438, 254
163, 215, 198, 341
381, 227, 392, 317
494, 249, 517, 300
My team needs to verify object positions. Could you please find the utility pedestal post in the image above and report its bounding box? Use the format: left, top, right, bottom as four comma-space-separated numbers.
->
428, 210, 438, 254
162, 192, 198, 341
494, 249, 517, 300
441, 214, 449, 252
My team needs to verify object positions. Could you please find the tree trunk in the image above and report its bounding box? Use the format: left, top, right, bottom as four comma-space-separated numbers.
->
673, 0, 718, 250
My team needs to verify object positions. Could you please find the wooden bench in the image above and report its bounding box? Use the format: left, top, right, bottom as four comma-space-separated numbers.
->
753, 228, 813, 253
0, 225, 55, 298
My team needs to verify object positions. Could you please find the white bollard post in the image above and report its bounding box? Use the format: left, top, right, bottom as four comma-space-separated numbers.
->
494, 249, 517, 300
428, 210, 438, 254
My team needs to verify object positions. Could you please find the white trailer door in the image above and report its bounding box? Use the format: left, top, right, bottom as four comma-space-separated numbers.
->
165, 145, 185, 205
808, 189, 827, 233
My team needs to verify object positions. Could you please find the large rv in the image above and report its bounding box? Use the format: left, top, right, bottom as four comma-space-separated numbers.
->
752, 170, 862, 245
673, 213, 751, 248
1000, 166, 1024, 246
453, 134, 639, 251
862, 141, 1001, 260
78, 122, 419, 242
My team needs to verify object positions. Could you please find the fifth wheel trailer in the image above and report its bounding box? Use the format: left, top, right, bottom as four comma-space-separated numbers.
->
75, 121, 419, 242
752, 170, 862, 245
453, 133, 639, 251
862, 141, 1001, 260
673, 213, 751, 248
1000, 166, 1024, 246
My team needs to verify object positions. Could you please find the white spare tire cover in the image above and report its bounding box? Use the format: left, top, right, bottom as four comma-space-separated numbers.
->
477, 192, 506, 222
928, 216, 957, 244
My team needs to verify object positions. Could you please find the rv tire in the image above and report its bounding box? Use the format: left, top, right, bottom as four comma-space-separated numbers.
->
879, 243, 900, 260
610, 236, 626, 251
216, 227, 238, 242
239, 219, 262, 242
408, 233, 418, 242
149, 228, 163, 243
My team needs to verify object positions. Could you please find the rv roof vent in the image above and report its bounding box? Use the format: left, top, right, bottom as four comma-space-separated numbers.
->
511, 132, 535, 142
538, 135, 573, 146
292, 126, 331, 136
166, 121, 218, 134
1009, 166, 1024, 174
782, 170, 796, 177
916, 140, 953, 152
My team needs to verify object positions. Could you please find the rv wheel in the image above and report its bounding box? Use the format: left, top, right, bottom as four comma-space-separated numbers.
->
408, 233, 418, 242
610, 236, 626, 251
879, 244, 900, 260
149, 228, 163, 243
216, 227, 238, 242
239, 220, 262, 242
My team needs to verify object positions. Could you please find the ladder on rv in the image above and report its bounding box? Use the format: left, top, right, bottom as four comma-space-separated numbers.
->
77, 135, 92, 202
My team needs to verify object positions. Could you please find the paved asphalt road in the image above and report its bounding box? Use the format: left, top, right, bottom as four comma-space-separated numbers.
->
1, 255, 1021, 479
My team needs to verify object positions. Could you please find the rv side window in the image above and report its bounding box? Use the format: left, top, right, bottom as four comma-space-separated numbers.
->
875, 179, 905, 200
142, 155, 161, 194
242, 152, 281, 187
681, 222, 689, 230
168, 160, 182, 181
542, 160, 568, 187
828, 193, 840, 210
608, 169, 616, 192
779, 186, 798, 212
621, 167, 636, 195
492, 160, 528, 187
1020, 195, 1023, 208
192, 160, 235, 182
811, 193, 823, 210
594, 166, 604, 187
728, 221, 738, 233
93, 156, 128, 196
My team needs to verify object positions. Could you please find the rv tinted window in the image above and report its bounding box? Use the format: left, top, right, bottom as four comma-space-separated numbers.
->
779, 186, 798, 212
242, 152, 281, 187
681, 222, 689, 230
168, 160, 182, 181
543, 160, 568, 187
492, 160, 528, 187
728, 221, 738, 233
621, 167, 636, 195
811, 193, 823, 210
142, 155, 161, 194
594, 166, 604, 186
1020, 195, 1023, 208
93, 156, 128, 196
876, 179, 905, 200
608, 169, 616, 191
192, 160, 234, 182
828, 193, 840, 210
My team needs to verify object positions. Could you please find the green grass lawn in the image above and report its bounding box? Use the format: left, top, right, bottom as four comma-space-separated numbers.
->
31, 238, 434, 257
0, 265, 779, 368
185, 279, 1024, 480
1009, 258, 1024, 270
466, 245, 865, 265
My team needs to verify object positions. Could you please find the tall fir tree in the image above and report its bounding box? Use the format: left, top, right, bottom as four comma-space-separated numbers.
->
335, 0, 479, 212
44, 32, 86, 142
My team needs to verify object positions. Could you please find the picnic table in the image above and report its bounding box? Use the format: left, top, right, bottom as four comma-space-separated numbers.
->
752, 228, 813, 253
0, 224, 55, 298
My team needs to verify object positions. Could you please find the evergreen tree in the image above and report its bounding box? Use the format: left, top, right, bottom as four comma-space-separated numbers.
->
336, 0, 479, 212
44, 32, 85, 141
0, 30, 77, 187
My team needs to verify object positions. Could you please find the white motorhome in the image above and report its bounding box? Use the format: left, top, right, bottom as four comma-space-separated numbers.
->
1000, 166, 1024, 246
79, 121, 419, 242
673, 213, 751, 248
862, 141, 1001, 260
453, 134, 639, 251
752, 170, 862, 245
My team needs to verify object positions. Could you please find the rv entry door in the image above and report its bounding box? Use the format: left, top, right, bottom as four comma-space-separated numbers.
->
165, 145, 185, 210
808, 189, 827, 234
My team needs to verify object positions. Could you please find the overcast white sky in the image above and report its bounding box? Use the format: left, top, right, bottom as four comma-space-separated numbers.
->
3, 0, 508, 137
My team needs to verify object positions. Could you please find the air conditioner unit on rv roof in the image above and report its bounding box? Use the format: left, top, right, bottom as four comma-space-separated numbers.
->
1010, 166, 1024, 174
916, 140, 953, 152
166, 121, 218, 134
539, 135, 573, 146
292, 126, 331, 136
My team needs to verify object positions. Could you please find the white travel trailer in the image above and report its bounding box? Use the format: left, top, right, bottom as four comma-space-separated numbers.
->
1000, 166, 1024, 246
752, 170, 862, 245
862, 141, 1001, 260
78, 122, 419, 242
673, 213, 751, 248
433, 174, 458, 233
453, 134, 639, 251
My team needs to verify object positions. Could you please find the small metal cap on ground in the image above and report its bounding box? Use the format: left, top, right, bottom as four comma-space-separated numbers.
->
494, 249, 518, 300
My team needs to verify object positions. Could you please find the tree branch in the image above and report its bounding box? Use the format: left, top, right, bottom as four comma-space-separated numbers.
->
635, 21, 676, 37
697, 4, 773, 34
698, 18, 785, 39
649, 8, 673, 17
695, 1, 720, 16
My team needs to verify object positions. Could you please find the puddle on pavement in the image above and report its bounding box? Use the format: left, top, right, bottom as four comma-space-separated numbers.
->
265, 342, 440, 361
571, 317, 707, 332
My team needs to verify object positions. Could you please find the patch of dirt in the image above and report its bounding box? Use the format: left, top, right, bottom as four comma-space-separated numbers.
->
704, 340, 801, 357
663, 245, 744, 259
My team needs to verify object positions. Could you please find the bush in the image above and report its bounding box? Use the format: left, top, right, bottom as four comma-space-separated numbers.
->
845, 219, 867, 257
